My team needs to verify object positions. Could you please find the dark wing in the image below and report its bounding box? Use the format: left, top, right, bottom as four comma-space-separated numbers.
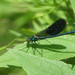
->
46, 19, 66, 35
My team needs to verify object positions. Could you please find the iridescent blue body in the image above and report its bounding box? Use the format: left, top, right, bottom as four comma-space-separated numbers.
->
27, 19, 75, 42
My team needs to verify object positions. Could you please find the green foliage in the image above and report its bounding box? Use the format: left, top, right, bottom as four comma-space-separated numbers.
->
8, 49, 75, 75
70, 0, 75, 14
0, 0, 75, 75
0, 35, 75, 75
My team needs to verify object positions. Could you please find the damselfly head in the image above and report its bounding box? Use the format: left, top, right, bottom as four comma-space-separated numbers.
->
26, 35, 39, 42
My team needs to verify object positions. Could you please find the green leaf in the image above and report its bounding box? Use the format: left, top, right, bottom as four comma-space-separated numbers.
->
32, 20, 42, 32
11, 35, 75, 60
0, 51, 21, 68
0, 35, 75, 68
0, 39, 16, 51
70, 0, 75, 14
8, 49, 75, 75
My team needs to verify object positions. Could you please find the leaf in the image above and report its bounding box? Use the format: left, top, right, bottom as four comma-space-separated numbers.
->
8, 49, 75, 75
32, 20, 42, 32
0, 51, 21, 68
70, 0, 75, 14
12, 35, 75, 60
0, 35, 75, 68
0, 39, 16, 51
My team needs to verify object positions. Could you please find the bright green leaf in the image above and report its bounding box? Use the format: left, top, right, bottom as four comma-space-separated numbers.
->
9, 49, 75, 75
0, 52, 21, 68
70, 0, 75, 14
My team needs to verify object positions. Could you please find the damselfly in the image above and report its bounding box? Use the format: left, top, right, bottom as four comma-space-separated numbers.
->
26, 19, 75, 43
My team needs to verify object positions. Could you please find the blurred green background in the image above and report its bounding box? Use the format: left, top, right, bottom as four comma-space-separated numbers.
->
0, 0, 75, 47
0, 0, 75, 75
